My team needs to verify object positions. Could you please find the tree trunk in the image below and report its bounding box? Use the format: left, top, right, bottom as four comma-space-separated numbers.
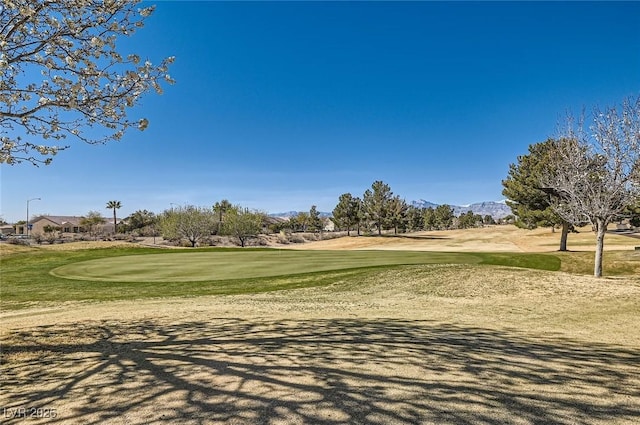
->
594, 218, 606, 278
559, 221, 569, 252
347, 226, 350, 237
113, 209, 117, 234
377, 223, 381, 235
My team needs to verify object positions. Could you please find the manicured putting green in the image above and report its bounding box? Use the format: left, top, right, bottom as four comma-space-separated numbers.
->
51, 250, 481, 282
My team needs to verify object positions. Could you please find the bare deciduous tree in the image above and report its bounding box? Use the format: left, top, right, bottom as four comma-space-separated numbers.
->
1, 0, 174, 165
543, 96, 640, 277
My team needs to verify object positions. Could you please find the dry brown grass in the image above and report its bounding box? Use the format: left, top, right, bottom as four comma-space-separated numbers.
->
0, 240, 135, 257
288, 225, 640, 253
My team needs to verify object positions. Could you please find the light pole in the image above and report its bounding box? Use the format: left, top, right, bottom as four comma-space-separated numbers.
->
26, 197, 41, 238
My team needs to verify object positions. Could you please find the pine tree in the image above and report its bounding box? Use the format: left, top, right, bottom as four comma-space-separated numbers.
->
363, 181, 393, 235
502, 139, 573, 251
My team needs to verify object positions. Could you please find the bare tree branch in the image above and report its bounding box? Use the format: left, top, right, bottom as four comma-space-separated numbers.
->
0, 0, 175, 165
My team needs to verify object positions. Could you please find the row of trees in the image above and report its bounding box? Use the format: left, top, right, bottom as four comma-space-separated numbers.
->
45, 200, 263, 247
332, 181, 494, 236
502, 95, 640, 277
286, 206, 324, 233
109, 193, 494, 245
119, 203, 329, 246
64, 199, 330, 247
110, 202, 262, 248
159, 204, 264, 247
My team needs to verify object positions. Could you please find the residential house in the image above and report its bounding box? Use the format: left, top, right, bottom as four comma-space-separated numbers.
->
0, 225, 14, 236
16, 215, 115, 236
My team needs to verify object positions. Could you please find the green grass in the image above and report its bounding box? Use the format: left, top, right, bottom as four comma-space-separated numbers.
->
50, 250, 485, 282
49, 249, 562, 282
0, 246, 563, 310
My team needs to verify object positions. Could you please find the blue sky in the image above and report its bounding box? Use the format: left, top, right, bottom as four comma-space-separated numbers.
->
2, 1, 639, 222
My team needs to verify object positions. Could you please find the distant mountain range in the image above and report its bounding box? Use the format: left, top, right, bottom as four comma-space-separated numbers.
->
411, 200, 512, 219
268, 211, 332, 219
269, 200, 512, 220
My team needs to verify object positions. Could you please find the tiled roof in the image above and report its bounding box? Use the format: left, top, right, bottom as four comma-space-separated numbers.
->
32, 215, 82, 225
32, 215, 114, 225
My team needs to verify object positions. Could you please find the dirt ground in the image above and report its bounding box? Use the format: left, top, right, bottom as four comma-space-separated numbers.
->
2, 226, 640, 424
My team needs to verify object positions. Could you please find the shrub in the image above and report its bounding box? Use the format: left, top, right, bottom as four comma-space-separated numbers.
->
254, 236, 269, 246
288, 234, 306, 244
7, 237, 29, 245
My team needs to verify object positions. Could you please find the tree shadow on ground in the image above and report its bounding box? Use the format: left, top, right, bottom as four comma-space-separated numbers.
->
2, 319, 639, 424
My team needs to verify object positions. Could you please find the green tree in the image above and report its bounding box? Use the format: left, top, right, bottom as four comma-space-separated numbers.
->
502, 139, 573, 251
213, 199, 232, 234
387, 196, 408, 234
123, 209, 158, 235
434, 204, 454, 230
353, 197, 365, 236
106, 200, 122, 234
406, 206, 424, 232
363, 180, 393, 235
308, 205, 323, 232
423, 207, 436, 231
159, 205, 216, 247
332, 193, 361, 236
627, 202, 640, 228
483, 215, 496, 225
1, 0, 175, 166
457, 211, 482, 229
221, 206, 264, 247
290, 212, 309, 232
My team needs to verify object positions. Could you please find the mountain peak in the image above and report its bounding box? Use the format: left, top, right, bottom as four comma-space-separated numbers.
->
411, 200, 511, 219
269, 201, 511, 220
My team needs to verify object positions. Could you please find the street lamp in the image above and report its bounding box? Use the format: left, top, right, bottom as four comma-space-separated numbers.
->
26, 197, 41, 238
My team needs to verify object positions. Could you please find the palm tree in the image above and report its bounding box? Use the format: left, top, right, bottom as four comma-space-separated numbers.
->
106, 200, 122, 234
213, 199, 232, 234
